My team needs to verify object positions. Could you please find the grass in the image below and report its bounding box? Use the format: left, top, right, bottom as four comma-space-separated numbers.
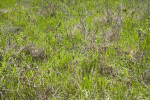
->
0, 0, 150, 99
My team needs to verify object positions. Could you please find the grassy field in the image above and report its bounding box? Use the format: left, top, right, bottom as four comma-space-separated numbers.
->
0, 0, 150, 99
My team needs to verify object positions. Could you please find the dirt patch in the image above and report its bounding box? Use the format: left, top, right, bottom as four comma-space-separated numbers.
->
0, 9, 11, 14
98, 65, 116, 77
20, 43, 46, 60
143, 70, 150, 85
5, 42, 47, 61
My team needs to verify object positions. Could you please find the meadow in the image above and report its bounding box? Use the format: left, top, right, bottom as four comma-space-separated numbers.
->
0, 0, 150, 99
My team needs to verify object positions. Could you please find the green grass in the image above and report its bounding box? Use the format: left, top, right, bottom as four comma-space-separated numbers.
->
0, 0, 150, 99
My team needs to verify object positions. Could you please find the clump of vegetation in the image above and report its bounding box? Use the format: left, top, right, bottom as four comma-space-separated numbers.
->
0, 0, 150, 99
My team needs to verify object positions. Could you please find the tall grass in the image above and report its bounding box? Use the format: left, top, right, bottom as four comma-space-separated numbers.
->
0, 0, 150, 99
